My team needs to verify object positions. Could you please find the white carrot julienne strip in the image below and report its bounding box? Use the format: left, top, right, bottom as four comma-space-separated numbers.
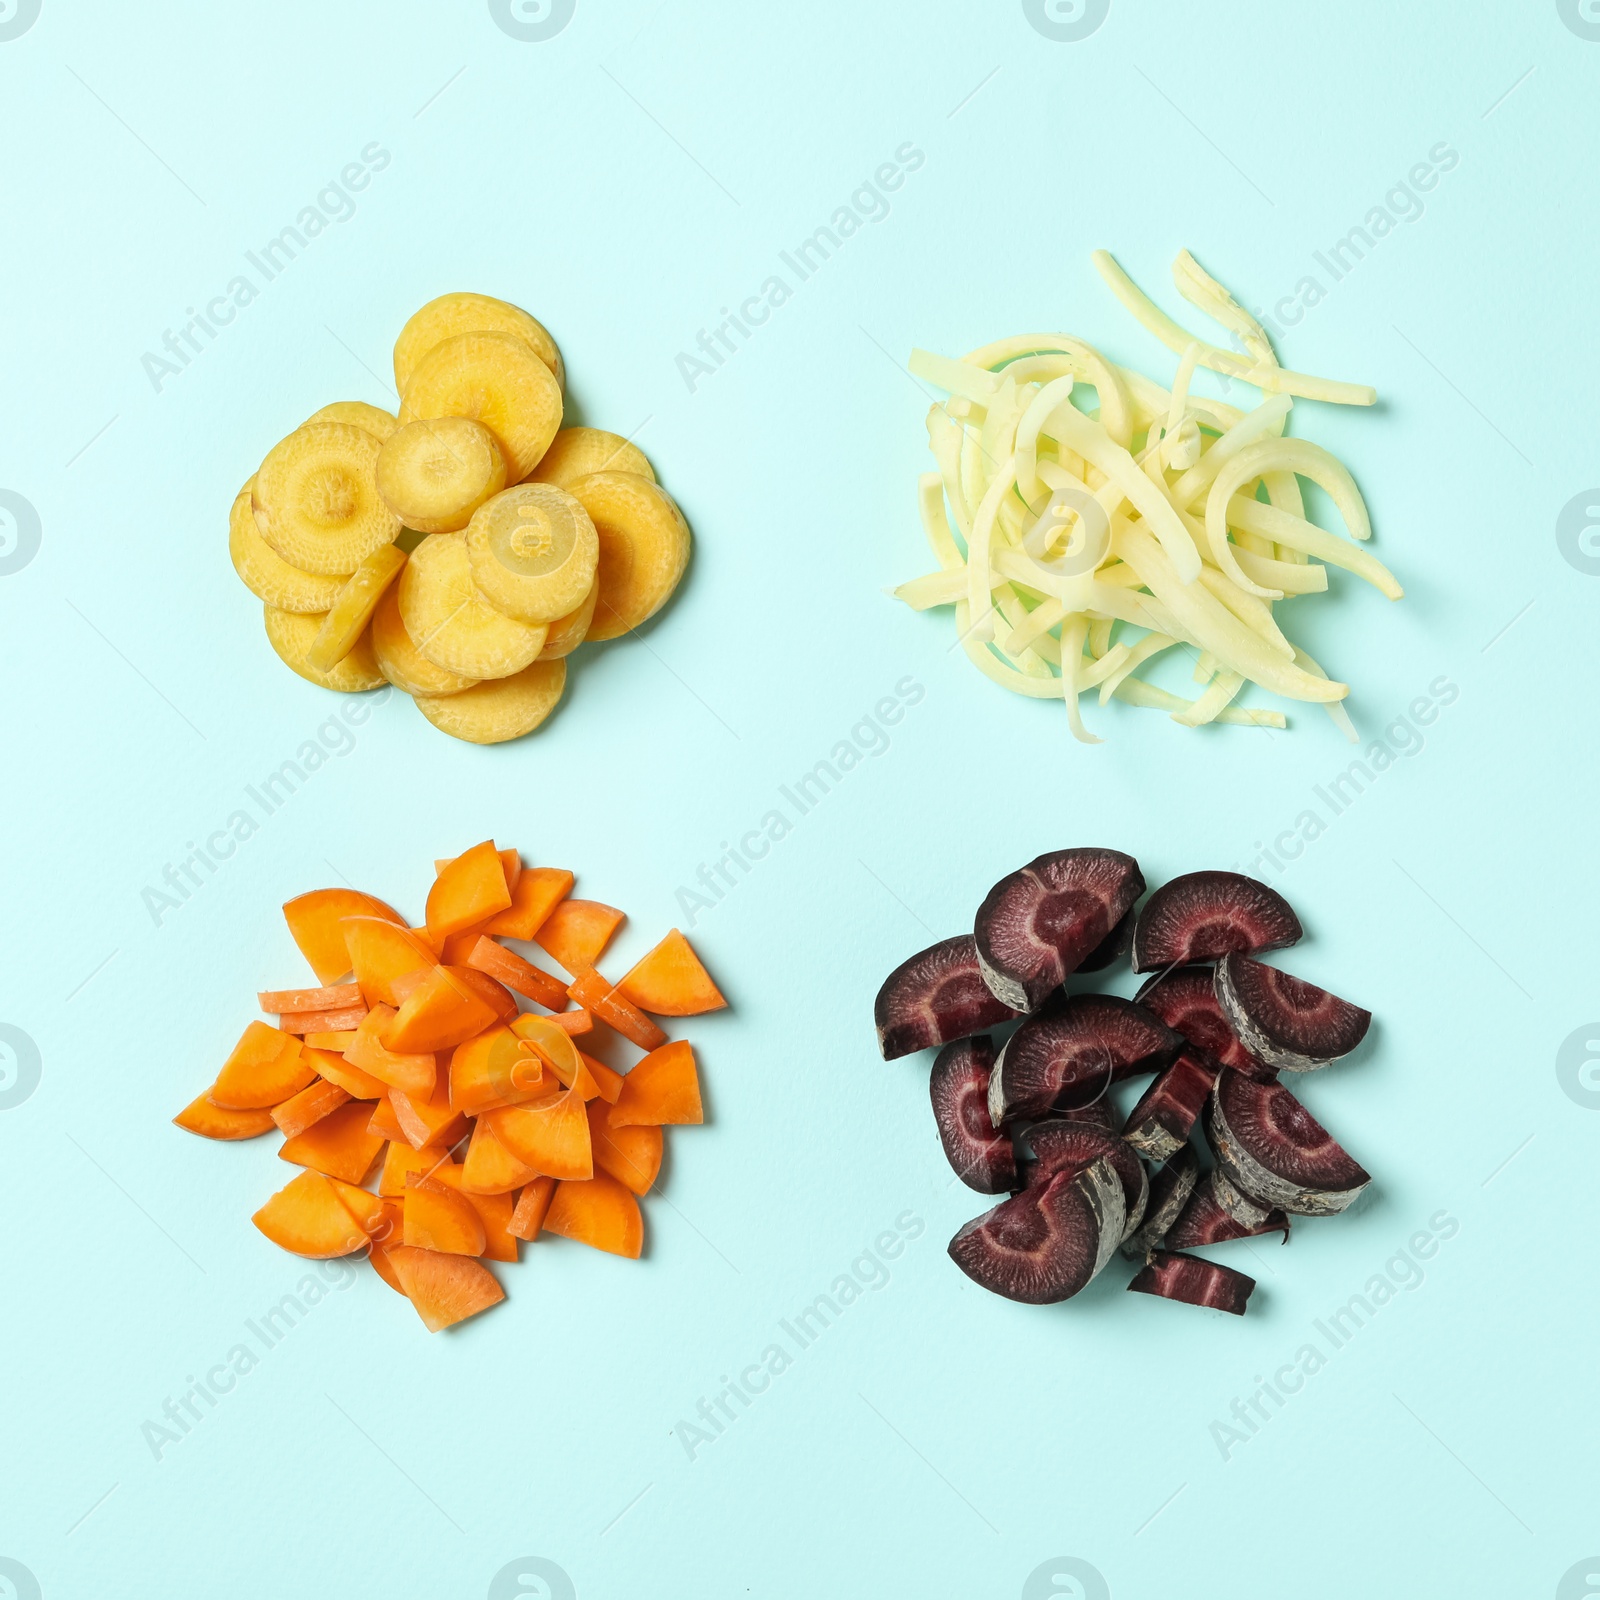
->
1059, 614, 1099, 745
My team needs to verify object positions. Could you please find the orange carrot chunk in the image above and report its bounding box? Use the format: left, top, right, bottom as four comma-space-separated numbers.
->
509, 1176, 557, 1241
342, 916, 438, 1007
284, 888, 405, 985
483, 866, 574, 940
449, 1027, 556, 1117
364, 1198, 407, 1293
304, 1030, 360, 1052
609, 1039, 704, 1128
436, 847, 521, 894
270, 1078, 352, 1138
403, 1173, 487, 1257
380, 1140, 457, 1197
482, 1086, 593, 1181
578, 1050, 625, 1105
253, 1170, 373, 1258
258, 982, 364, 1014
382, 966, 497, 1054
465, 936, 569, 1011
426, 840, 514, 941
346, 1006, 437, 1097
461, 1116, 538, 1195
428, 1162, 519, 1262
210, 1021, 316, 1110
368, 1094, 406, 1143
327, 1176, 386, 1238
388, 1245, 504, 1332
586, 1101, 662, 1196
302, 1045, 389, 1101
279, 1099, 386, 1185
276, 1004, 370, 1035
566, 966, 668, 1051
545, 1173, 643, 1258
390, 1075, 469, 1151
534, 899, 624, 976
173, 1094, 276, 1141
548, 1007, 593, 1038
452, 964, 518, 1024
617, 930, 727, 1016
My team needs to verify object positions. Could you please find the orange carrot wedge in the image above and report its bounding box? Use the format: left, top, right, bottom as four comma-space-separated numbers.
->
304, 1030, 359, 1052
390, 1076, 469, 1151
461, 1115, 538, 1195
403, 1174, 487, 1256
342, 916, 438, 1007
258, 982, 364, 1014
452, 965, 518, 1024
379, 1140, 457, 1197
545, 1173, 643, 1259
549, 1007, 593, 1038
578, 1050, 625, 1105
465, 936, 569, 1011
436, 847, 520, 894
483, 866, 574, 940
303, 1045, 388, 1101
439, 922, 493, 965
253, 1170, 372, 1257
284, 888, 404, 984
383, 966, 497, 1054
327, 1176, 386, 1238
617, 929, 727, 1016
426, 840, 513, 941
482, 1086, 593, 1180
270, 1078, 352, 1138
534, 899, 624, 975
609, 1039, 703, 1127
565, 967, 668, 1051
364, 1199, 407, 1293
280, 1099, 385, 1185
586, 1101, 662, 1196
367, 1095, 406, 1142
210, 1022, 315, 1110
509, 1176, 557, 1241
388, 1246, 504, 1331
277, 1004, 370, 1035
429, 1162, 519, 1262
347, 1006, 437, 1096
449, 1028, 555, 1117
174, 1094, 276, 1141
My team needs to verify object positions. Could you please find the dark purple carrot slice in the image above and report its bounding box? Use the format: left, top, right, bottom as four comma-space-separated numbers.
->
875, 935, 1023, 1060
929, 1036, 1017, 1194
1215, 954, 1371, 1072
1206, 1068, 1369, 1215
1120, 1144, 1200, 1258
1121, 1052, 1219, 1161
1131, 871, 1302, 974
1075, 904, 1135, 974
1165, 1170, 1289, 1248
1053, 1095, 1117, 1134
948, 1155, 1125, 1303
973, 849, 1144, 1010
1025, 1119, 1149, 1240
988, 994, 1179, 1124
1128, 1249, 1254, 1315
1134, 965, 1275, 1079
1207, 1166, 1280, 1230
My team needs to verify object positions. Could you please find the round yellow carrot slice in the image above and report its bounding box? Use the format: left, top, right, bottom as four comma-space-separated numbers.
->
463, 484, 598, 624
566, 472, 691, 641
398, 331, 563, 482
393, 292, 563, 394
253, 421, 400, 575
397, 532, 547, 679
376, 416, 507, 534
537, 578, 597, 660
370, 584, 479, 697
308, 401, 399, 442
229, 478, 346, 612
264, 605, 385, 692
529, 427, 655, 491
413, 659, 566, 745
305, 544, 408, 671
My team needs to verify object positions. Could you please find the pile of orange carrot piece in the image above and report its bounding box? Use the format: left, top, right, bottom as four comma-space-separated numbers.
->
174, 840, 724, 1331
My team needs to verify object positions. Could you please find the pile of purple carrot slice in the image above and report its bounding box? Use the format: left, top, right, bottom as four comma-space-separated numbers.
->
874, 851, 1373, 1316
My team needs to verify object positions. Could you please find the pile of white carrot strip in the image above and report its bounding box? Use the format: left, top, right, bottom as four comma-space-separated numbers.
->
894, 250, 1402, 742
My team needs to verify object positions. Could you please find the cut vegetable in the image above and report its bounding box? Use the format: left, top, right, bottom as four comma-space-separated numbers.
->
1121, 1052, 1218, 1162
608, 1039, 702, 1128
544, 1172, 644, 1258
369, 583, 480, 698
252, 421, 400, 576
173, 1094, 276, 1141
305, 544, 408, 671
465, 484, 599, 625
534, 898, 624, 975
393, 292, 563, 395
308, 401, 399, 442
229, 480, 346, 612
210, 1022, 314, 1110
412, 658, 566, 744
426, 840, 514, 939
482, 866, 574, 939
529, 426, 654, 489
509, 1176, 557, 1241
269, 1078, 352, 1139
481, 1086, 594, 1181
263, 605, 386, 693
1026, 1119, 1149, 1241
465, 936, 568, 1011
398, 532, 547, 679
585, 1102, 661, 1195
1127, 1250, 1254, 1315
1134, 965, 1274, 1078
258, 982, 364, 1014
566, 966, 667, 1051
403, 1173, 487, 1257
1132, 871, 1302, 973
390, 1076, 470, 1151
537, 579, 598, 660
929, 1035, 1015, 1192
252, 1170, 372, 1258
1165, 1171, 1289, 1248
284, 888, 405, 985
461, 1115, 538, 1194
565, 472, 691, 641
346, 1004, 437, 1096
278, 1099, 386, 1185
376, 416, 508, 535
1215, 954, 1371, 1072
617, 929, 727, 1016
1076, 905, 1135, 974
875, 934, 1023, 1061
382, 965, 498, 1053
388, 1245, 504, 1332
276, 1004, 369, 1035
1119, 1144, 1200, 1259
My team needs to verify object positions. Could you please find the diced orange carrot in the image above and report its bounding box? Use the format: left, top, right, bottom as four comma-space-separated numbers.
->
482, 1086, 593, 1180
368, 1095, 406, 1142
426, 840, 513, 941
276, 1004, 370, 1035
390, 1076, 469, 1151
304, 1030, 359, 1052
436, 847, 520, 894
280, 1099, 385, 1185
270, 1078, 352, 1138
342, 916, 438, 1007
210, 1021, 315, 1110
388, 1245, 504, 1332
346, 1006, 437, 1096
617, 929, 728, 1016
586, 1101, 662, 1195
544, 1172, 643, 1258
578, 1050, 624, 1105
548, 1007, 593, 1038
449, 1027, 555, 1117
379, 1140, 456, 1197
483, 866, 574, 940
327, 1175, 386, 1237
465, 936, 569, 1011
452, 964, 518, 1024
509, 1176, 557, 1241
253, 1170, 371, 1257
565, 967, 668, 1051
609, 1039, 704, 1127
534, 899, 625, 975
403, 1174, 486, 1256
302, 1045, 388, 1101
382, 966, 497, 1053
429, 1162, 519, 1262
508, 1011, 583, 1079
258, 982, 364, 1014
461, 1118, 537, 1195
284, 888, 404, 984
365, 1199, 407, 1293
173, 1094, 276, 1141
439, 922, 493, 965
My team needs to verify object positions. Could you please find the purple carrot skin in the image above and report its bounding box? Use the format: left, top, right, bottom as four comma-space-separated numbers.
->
875, 935, 1023, 1060
1120, 1144, 1200, 1258
1128, 1249, 1255, 1316
1134, 965, 1276, 1080
1207, 1165, 1281, 1231
948, 1154, 1126, 1304
1214, 954, 1371, 1072
1165, 1171, 1290, 1249
1131, 871, 1302, 974
988, 994, 1180, 1124
973, 849, 1144, 1011
1122, 1052, 1219, 1161
1206, 1068, 1370, 1216
1075, 904, 1135, 975
1025, 1119, 1149, 1242
929, 1036, 1017, 1194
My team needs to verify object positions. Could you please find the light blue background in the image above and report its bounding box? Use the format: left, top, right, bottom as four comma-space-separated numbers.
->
2, 2, 1597, 1596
